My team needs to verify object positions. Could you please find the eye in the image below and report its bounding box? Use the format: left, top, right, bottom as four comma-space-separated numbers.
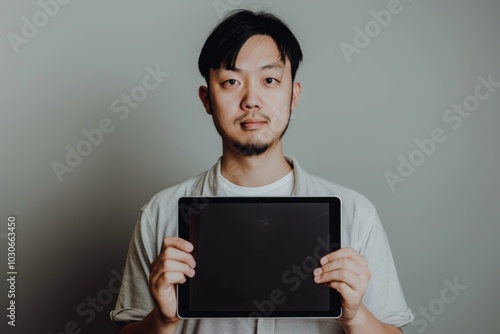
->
223, 79, 240, 86
264, 78, 279, 85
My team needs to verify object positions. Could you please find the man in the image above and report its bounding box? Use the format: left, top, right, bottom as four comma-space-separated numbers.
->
111, 9, 413, 334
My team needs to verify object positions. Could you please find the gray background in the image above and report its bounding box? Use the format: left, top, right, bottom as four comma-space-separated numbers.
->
1, 0, 499, 333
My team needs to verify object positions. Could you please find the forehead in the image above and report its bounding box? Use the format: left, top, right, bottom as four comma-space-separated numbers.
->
238, 35, 282, 60
213, 35, 290, 76
237, 35, 287, 69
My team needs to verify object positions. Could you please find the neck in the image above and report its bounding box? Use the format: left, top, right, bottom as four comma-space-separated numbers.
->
221, 142, 292, 187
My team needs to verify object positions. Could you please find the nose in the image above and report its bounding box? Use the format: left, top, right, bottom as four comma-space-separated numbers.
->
240, 80, 262, 111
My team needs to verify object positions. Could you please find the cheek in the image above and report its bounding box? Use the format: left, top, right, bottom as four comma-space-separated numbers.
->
267, 87, 292, 109
269, 101, 291, 128
212, 91, 239, 113
212, 105, 234, 129
214, 87, 240, 102
217, 113, 231, 125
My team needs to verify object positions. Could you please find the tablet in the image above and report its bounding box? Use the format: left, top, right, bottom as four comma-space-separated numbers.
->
177, 196, 341, 319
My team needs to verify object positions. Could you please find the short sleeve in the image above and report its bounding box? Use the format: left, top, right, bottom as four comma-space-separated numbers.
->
359, 210, 414, 328
110, 204, 158, 324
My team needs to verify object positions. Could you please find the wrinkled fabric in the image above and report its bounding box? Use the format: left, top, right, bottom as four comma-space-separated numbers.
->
110, 156, 414, 333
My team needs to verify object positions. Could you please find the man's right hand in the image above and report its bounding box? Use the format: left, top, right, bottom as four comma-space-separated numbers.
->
149, 236, 196, 324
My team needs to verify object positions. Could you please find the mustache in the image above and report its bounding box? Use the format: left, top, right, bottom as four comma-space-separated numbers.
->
235, 113, 271, 123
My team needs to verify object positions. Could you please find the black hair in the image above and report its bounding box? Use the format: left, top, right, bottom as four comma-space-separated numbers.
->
198, 9, 303, 84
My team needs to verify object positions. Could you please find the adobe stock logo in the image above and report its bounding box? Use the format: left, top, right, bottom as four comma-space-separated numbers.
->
339, 0, 405, 63
384, 73, 499, 192
234, 235, 336, 332
411, 277, 467, 333
49, 268, 124, 334
7, 0, 72, 54
51, 64, 169, 182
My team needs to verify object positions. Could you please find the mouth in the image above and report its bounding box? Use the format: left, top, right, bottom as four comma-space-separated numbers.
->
240, 120, 267, 130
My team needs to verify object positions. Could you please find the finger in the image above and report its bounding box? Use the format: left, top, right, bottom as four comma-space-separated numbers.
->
315, 268, 367, 292
151, 258, 196, 283
319, 247, 368, 267
316, 257, 368, 277
314, 268, 358, 290
157, 247, 196, 268
326, 281, 358, 301
162, 259, 196, 278
161, 236, 194, 253
151, 271, 189, 292
150, 260, 196, 288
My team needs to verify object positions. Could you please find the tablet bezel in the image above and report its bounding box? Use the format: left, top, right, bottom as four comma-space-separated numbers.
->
177, 196, 342, 319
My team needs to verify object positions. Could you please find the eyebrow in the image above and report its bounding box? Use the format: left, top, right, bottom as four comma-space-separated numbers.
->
220, 62, 284, 73
258, 62, 284, 71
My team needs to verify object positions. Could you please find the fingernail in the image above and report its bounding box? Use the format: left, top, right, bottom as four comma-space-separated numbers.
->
313, 268, 322, 276
320, 257, 328, 265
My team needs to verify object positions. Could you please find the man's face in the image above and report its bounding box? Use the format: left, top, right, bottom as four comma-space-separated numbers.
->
199, 34, 301, 157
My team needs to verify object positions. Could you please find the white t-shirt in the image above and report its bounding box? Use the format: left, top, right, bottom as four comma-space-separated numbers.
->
111, 156, 414, 333
221, 170, 294, 196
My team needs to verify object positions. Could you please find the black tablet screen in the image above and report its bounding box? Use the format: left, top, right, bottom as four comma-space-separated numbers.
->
178, 197, 341, 318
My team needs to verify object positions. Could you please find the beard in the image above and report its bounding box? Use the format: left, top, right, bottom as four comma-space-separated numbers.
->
233, 112, 291, 157
234, 140, 271, 157
208, 88, 293, 157
211, 106, 292, 157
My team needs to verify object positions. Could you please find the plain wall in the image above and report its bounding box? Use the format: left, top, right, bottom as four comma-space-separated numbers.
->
1, 0, 499, 333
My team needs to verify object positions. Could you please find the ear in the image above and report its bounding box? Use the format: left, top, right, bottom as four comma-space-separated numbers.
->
198, 85, 212, 115
291, 81, 302, 111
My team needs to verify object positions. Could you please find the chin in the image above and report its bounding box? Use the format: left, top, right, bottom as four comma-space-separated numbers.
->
234, 142, 271, 157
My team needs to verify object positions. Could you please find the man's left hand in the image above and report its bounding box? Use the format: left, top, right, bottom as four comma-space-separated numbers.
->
313, 247, 371, 322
